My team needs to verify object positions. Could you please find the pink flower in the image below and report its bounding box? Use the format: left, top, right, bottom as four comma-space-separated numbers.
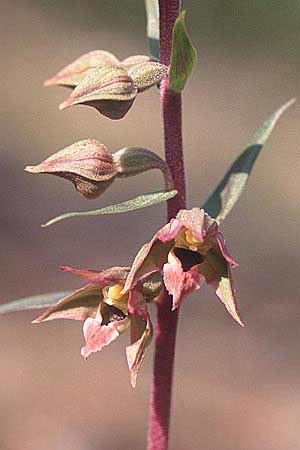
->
33, 265, 161, 387
123, 208, 243, 326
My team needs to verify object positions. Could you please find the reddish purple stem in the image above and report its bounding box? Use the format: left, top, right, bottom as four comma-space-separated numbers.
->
147, 1, 185, 450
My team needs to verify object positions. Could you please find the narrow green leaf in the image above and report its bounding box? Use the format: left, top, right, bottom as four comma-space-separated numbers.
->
169, 11, 197, 93
145, 0, 159, 60
0, 291, 71, 315
203, 98, 296, 223
43, 189, 178, 227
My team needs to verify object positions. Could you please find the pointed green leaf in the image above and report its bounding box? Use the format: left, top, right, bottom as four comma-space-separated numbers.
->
145, 0, 159, 60
43, 189, 178, 227
0, 291, 71, 315
168, 11, 197, 93
203, 98, 296, 223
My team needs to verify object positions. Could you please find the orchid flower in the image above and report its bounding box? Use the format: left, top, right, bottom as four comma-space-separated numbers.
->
123, 207, 243, 326
33, 265, 162, 387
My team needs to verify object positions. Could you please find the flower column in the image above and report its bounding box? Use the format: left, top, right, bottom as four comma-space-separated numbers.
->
147, 1, 185, 450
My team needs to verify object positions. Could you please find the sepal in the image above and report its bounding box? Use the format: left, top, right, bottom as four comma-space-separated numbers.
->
44, 50, 120, 87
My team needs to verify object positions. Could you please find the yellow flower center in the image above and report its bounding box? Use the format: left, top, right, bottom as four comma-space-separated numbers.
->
104, 284, 129, 314
185, 230, 200, 249
107, 284, 128, 303
174, 228, 211, 255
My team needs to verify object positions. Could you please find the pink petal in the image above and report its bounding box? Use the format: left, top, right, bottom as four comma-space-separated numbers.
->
176, 208, 206, 242
123, 219, 183, 294
177, 208, 220, 244
81, 317, 129, 359
60, 265, 130, 287
128, 289, 148, 321
216, 233, 238, 268
126, 316, 152, 388
163, 252, 203, 310
155, 218, 182, 242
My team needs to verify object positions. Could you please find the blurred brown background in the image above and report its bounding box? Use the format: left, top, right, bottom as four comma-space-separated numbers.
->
1, 1, 300, 449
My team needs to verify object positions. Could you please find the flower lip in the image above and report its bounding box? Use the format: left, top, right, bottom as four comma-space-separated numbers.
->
101, 304, 127, 326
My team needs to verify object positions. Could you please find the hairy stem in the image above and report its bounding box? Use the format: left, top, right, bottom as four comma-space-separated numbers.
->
147, 1, 185, 450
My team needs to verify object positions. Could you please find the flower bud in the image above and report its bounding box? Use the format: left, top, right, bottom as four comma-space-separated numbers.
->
59, 65, 138, 120
44, 50, 120, 88
25, 139, 117, 199
127, 62, 168, 92
113, 146, 174, 190
121, 55, 150, 70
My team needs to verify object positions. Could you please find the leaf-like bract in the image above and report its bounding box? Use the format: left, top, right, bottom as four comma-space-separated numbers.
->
0, 291, 71, 315
43, 190, 178, 227
203, 98, 296, 223
169, 11, 197, 93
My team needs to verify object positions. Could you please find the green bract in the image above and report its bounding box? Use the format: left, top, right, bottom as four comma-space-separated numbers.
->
42, 189, 178, 227
168, 11, 197, 93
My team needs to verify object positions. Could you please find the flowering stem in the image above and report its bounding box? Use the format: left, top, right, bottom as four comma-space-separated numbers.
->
147, 1, 185, 450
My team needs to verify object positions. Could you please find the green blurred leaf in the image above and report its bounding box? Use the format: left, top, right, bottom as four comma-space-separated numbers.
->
169, 11, 197, 93
0, 291, 71, 315
203, 98, 296, 223
145, 0, 159, 60
43, 189, 178, 227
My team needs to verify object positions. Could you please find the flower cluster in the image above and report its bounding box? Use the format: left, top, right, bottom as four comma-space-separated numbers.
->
28, 45, 242, 388
25, 50, 172, 199
34, 207, 242, 386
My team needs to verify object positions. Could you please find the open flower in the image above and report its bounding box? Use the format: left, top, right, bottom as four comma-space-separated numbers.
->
123, 208, 243, 326
33, 265, 162, 387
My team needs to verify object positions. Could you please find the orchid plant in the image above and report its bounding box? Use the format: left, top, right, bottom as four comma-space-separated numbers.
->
0, 1, 295, 450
